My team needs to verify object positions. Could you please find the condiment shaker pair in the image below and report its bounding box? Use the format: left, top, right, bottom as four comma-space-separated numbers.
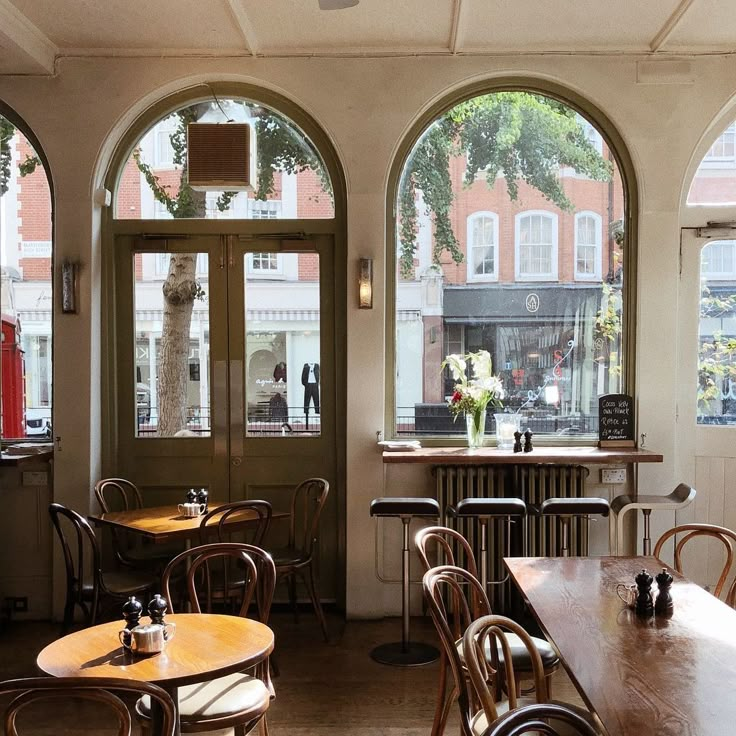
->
634, 568, 673, 617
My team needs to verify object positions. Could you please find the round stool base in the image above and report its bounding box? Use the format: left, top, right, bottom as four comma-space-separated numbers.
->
370, 641, 440, 667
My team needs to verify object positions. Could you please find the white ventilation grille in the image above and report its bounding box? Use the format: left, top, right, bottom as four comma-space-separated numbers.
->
187, 123, 253, 191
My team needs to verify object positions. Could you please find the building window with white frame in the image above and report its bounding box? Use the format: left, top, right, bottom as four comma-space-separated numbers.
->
249, 252, 282, 275
466, 212, 499, 281
155, 252, 208, 277
701, 240, 736, 279
575, 212, 602, 280
703, 123, 736, 166
515, 211, 558, 281
153, 116, 177, 168
249, 199, 281, 219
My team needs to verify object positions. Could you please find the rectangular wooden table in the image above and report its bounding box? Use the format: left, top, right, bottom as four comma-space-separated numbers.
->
89, 503, 288, 543
505, 556, 736, 736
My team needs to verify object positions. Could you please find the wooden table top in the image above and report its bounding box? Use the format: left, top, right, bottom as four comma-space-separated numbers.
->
505, 556, 736, 736
89, 503, 288, 542
37, 613, 274, 688
382, 446, 663, 464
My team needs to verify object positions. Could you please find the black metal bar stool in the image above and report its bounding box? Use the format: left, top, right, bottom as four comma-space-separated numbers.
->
533, 497, 610, 557
447, 498, 527, 591
370, 497, 441, 666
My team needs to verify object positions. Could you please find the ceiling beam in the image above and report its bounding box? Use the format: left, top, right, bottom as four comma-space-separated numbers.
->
0, 0, 57, 74
449, 0, 465, 54
225, 0, 260, 56
650, 0, 697, 52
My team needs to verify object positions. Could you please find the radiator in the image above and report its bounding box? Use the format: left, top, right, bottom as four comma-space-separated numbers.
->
434, 464, 590, 611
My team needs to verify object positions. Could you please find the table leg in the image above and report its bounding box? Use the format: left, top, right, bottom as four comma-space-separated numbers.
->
151, 684, 180, 736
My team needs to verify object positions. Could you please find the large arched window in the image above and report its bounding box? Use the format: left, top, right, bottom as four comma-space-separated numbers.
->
392, 88, 629, 442
0, 111, 52, 441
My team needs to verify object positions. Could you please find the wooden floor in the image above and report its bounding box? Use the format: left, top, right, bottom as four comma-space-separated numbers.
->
0, 611, 585, 734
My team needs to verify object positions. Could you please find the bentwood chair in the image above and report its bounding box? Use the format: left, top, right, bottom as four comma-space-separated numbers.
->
94, 477, 182, 570
137, 542, 276, 736
199, 499, 273, 546
268, 477, 330, 642
423, 565, 559, 736
463, 615, 599, 736
48, 503, 157, 632
653, 522, 736, 600
481, 703, 601, 736
0, 676, 176, 736
416, 528, 559, 736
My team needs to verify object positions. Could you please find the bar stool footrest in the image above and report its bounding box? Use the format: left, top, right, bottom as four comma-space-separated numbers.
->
369, 641, 440, 667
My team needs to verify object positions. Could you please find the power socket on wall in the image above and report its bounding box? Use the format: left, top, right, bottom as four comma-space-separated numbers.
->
601, 468, 626, 484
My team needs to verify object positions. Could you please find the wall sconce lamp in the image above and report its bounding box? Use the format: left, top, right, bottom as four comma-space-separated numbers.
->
358, 257, 373, 309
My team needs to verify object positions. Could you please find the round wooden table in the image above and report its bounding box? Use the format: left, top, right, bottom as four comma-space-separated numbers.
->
37, 613, 274, 735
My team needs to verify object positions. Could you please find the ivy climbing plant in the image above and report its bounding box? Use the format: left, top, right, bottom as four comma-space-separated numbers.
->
398, 91, 613, 278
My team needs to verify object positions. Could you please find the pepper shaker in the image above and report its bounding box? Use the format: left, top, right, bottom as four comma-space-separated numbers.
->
121, 596, 143, 649
635, 569, 654, 617
186, 488, 198, 504
523, 429, 534, 453
513, 431, 523, 453
197, 487, 209, 513
654, 568, 674, 616
148, 594, 168, 626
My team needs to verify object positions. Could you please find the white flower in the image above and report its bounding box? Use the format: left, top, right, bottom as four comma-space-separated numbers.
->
444, 354, 467, 381
470, 350, 493, 381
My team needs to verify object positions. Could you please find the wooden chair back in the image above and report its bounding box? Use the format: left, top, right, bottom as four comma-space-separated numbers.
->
480, 702, 599, 736
288, 478, 329, 558
653, 522, 736, 598
48, 503, 101, 624
198, 499, 273, 547
162, 542, 276, 623
423, 565, 493, 735
94, 478, 143, 512
463, 615, 548, 728
0, 676, 176, 735
415, 525, 479, 578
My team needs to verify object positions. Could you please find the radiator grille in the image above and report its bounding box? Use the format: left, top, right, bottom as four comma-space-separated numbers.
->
435, 464, 589, 611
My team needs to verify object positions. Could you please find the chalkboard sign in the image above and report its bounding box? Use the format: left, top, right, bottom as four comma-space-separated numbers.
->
598, 393, 635, 447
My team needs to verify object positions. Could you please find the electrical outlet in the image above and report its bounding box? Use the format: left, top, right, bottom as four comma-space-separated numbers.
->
12, 597, 28, 612
601, 468, 626, 484
22, 471, 47, 486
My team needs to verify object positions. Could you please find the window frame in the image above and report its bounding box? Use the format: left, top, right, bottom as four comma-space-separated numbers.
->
466, 211, 499, 282
574, 211, 602, 281
515, 210, 559, 282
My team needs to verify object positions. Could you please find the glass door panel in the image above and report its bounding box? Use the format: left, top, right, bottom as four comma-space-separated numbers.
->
244, 251, 322, 437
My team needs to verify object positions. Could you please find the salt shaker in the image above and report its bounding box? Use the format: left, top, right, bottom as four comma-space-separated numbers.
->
635, 569, 654, 617
513, 431, 523, 453
654, 568, 674, 616
148, 594, 168, 626
197, 487, 209, 513
186, 488, 198, 503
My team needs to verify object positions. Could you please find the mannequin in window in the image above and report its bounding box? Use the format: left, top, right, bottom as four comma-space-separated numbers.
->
301, 362, 320, 415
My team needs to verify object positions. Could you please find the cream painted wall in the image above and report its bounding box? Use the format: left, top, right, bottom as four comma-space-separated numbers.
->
2, 54, 736, 618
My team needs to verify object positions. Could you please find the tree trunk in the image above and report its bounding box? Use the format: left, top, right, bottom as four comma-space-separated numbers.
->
157, 253, 198, 436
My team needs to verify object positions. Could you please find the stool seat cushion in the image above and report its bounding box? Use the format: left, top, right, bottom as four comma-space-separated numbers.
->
452, 498, 527, 517
456, 632, 560, 672
538, 497, 610, 517
370, 497, 440, 517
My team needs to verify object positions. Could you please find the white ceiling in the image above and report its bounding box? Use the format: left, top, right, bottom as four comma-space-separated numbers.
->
0, 0, 734, 75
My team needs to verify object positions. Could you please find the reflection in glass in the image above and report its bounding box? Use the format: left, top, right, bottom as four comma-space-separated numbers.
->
698, 240, 736, 425
244, 252, 321, 436
688, 122, 736, 205
133, 252, 210, 437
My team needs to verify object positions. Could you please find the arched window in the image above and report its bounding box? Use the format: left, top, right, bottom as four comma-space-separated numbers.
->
392, 88, 629, 441
688, 121, 736, 205
515, 211, 558, 281
0, 111, 52, 441
575, 211, 602, 280
467, 212, 499, 281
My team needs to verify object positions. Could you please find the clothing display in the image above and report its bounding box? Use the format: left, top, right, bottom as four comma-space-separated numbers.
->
273, 361, 287, 383
301, 362, 320, 414
269, 392, 289, 421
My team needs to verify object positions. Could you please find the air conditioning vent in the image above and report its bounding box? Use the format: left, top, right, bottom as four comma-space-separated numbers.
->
187, 123, 253, 191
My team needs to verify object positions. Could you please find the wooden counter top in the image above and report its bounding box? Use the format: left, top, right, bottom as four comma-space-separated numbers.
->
382, 446, 663, 464
0, 448, 53, 467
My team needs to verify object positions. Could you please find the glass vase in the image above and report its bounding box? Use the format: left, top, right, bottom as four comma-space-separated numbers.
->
494, 412, 521, 450
465, 410, 487, 449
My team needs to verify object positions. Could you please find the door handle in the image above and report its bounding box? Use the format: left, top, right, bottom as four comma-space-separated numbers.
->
231, 457, 242, 467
